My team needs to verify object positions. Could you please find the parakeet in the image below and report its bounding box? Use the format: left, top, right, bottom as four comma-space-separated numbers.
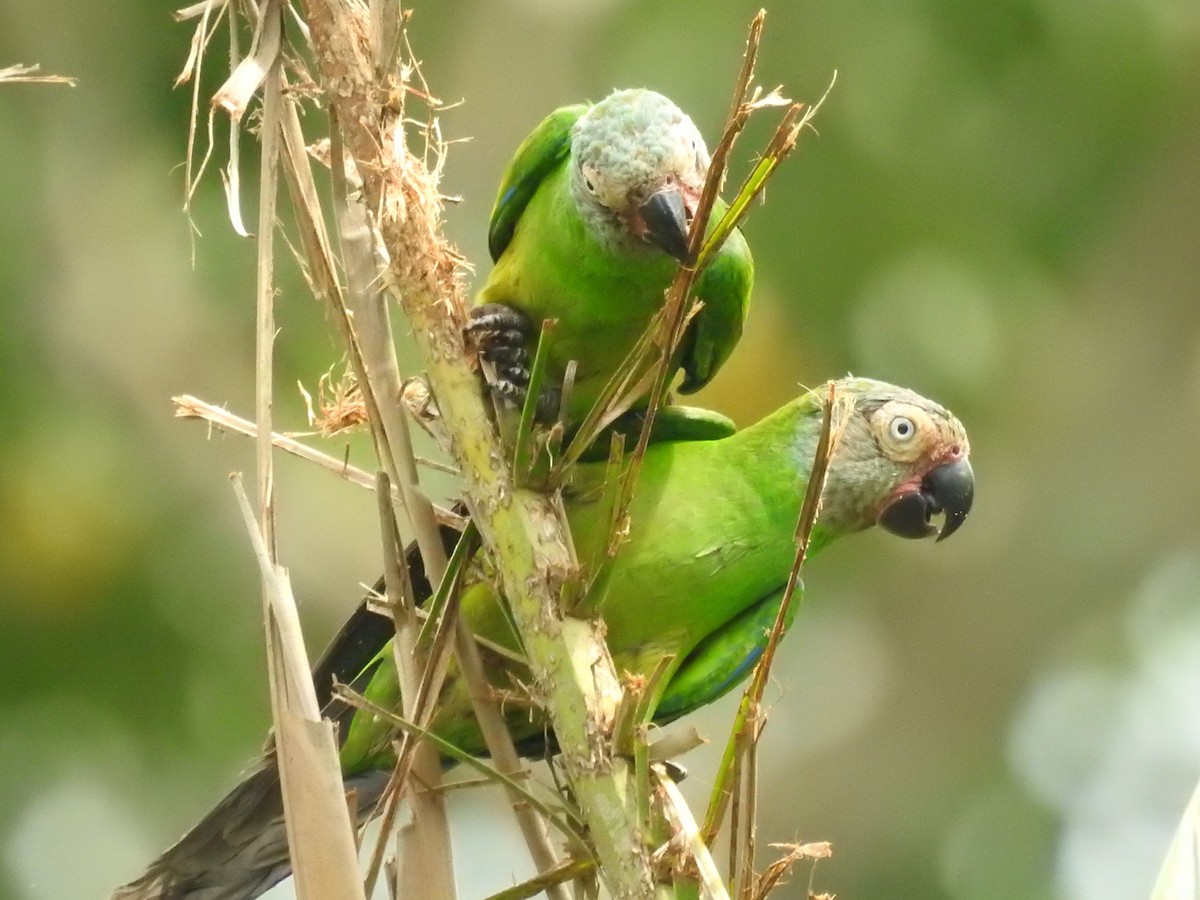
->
467, 88, 754, 426
114, 377, 973, 899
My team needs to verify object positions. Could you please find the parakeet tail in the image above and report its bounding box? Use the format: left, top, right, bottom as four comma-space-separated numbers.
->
111, 754, 388, 900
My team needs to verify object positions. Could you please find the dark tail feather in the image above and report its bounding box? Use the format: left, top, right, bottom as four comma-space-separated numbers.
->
114, 522, 458, 898
112, 753, 389, 900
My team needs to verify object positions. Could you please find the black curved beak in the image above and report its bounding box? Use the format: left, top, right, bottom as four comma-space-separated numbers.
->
878, 457, 975, 542
639, 187, 692, 263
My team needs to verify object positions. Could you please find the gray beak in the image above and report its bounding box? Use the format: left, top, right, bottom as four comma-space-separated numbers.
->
638, 187, 692, 263
878, 457, 975, 542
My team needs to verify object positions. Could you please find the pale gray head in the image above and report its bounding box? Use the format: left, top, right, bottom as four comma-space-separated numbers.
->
808, 377, 974, 541
569, 88, 710, 262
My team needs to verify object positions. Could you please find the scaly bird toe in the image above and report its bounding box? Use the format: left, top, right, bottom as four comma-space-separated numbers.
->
466, 303, 563, 420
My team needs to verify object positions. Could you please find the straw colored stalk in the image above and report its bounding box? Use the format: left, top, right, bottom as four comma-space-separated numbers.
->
293, 2, 658, 897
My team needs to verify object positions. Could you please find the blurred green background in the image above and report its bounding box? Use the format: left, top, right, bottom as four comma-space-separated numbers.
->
2, 1, 1199, 898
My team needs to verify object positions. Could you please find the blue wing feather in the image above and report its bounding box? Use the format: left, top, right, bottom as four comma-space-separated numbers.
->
654, 584, 800, 723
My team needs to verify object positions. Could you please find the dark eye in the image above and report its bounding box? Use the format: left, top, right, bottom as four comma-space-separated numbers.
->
580, 164, 599, 194
889, 415, 916, 442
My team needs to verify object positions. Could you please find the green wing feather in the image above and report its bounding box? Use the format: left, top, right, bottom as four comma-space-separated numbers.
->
481, 98, 753, 418
116, 379, 974, 900
487, 103, 588, 261
644, 405, 737, 442
654, 585, 798, 722
678, 218, 754, 394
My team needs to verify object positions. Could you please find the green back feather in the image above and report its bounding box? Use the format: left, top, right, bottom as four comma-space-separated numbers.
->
487, 103, 588, 261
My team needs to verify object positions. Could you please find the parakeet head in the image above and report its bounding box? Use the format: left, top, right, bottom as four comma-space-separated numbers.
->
815, 378, 974, 541
570, 88, 710, 262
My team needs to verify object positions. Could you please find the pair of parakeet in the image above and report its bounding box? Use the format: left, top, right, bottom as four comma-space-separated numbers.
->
116, 89, 974, 899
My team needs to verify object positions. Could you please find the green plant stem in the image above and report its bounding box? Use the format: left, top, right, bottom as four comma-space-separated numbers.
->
296, 3, 657, 896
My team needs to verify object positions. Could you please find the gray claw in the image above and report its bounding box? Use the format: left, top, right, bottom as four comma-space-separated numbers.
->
467, 304, 560, 421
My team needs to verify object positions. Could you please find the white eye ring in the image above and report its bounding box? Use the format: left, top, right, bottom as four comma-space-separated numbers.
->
889, 415, 916, 442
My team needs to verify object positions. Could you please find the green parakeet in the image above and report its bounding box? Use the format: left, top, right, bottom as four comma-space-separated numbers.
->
467, 88, 754, 426
114, 378, 973, 899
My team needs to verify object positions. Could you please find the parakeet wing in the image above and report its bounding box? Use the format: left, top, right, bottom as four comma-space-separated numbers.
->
487, 103, 589, 261
653, 586, 798, 723
678, 224, 754, 393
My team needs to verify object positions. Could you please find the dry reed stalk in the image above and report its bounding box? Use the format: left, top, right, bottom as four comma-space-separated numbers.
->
176, 0, 827, 894
653, 767, 728, 899
0, 62, 76, 85
291, 1, 663, 895
230, 473, 365, 900
700, 385, 849, 896
244, 46, 367, 899
179, 0, 648, 893
172, 394, 464, 497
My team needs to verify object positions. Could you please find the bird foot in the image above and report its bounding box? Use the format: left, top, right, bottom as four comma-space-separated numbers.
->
465, 304, 560, 420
